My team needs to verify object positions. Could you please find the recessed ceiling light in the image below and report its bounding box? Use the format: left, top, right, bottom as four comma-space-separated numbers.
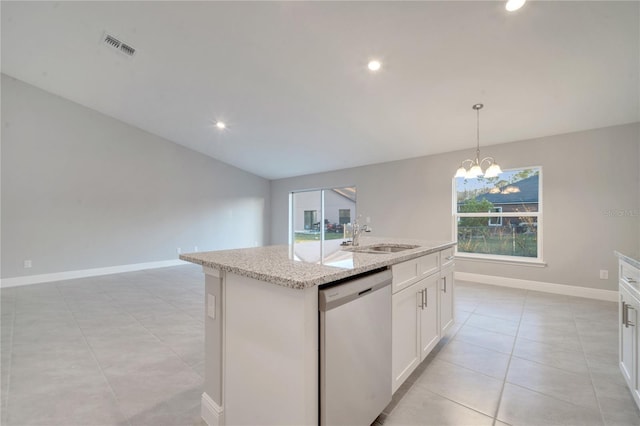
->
215, 121, 226, 130
368, 60, 381, 72
505, 0, 526, 12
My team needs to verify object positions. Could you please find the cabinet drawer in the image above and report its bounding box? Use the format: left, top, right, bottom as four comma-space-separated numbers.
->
621, 262, 640, 288
392, 259, 419, 294
417, 252, 439, 279
393, 253, 440, 294
440, 247, 455, 267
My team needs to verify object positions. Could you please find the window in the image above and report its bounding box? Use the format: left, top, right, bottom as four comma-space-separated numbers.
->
454, 167, 541, 261
488, 207, 502, 226
303, 210, 318, 230
339, 209, 351, 225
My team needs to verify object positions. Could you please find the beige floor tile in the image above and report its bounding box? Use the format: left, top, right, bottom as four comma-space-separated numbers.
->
506, 357, 598, 408
412, 359, 503, 417
383, 387, 493, 426
437, 339, 511, 380
513, 336, 590, 376
454, 323, 516, 354
497, 383, 603, 426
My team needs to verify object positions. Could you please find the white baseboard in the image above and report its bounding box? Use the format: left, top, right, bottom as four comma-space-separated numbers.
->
201, 392, 224, 426
455, 272, 618, 302
0, 259, 188, 288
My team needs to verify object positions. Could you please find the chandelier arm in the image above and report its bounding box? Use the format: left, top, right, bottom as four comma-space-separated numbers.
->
459, 159, 475, 168
479, 157, 497, 167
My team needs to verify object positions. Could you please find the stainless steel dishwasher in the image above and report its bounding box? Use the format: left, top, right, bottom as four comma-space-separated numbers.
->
319, 268, 392, 426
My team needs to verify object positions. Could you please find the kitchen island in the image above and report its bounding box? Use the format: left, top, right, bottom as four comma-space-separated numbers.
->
180, 237, 456, 426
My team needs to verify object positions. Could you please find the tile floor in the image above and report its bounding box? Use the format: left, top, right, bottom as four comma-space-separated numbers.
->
1, 265, 639, 426
378, 280, 640, 426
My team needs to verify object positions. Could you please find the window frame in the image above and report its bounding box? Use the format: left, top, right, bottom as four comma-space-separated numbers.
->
452, 166, 543, 264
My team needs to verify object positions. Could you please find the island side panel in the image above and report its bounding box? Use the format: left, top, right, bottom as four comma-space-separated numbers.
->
224, 273, 319, 426
203, 268, 225, 425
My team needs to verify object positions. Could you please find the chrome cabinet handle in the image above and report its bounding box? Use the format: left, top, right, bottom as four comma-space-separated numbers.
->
442, 277, 447, 293
625, 276, 638, 284
626, 303, 635, 328
423, 288, 427, 308
446, 256, 454, 261
418, 289, 424, 309
622, 301, 635, 328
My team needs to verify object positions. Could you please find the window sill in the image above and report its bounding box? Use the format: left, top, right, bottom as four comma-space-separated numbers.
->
454, 254, 547, 268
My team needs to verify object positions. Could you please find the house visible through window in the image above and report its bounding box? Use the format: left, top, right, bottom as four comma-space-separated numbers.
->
454, 167, 541, 261
291, 187, 356, 243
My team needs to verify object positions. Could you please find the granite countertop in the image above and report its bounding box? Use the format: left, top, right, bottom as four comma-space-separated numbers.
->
179, 237, 456, 289
616, 251, 640, 270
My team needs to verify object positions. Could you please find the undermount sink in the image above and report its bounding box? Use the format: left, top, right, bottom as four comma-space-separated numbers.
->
347, 244, 420, 254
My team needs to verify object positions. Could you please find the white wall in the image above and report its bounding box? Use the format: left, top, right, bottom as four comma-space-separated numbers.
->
271, 123, 640, 292
1, 74, 271, 279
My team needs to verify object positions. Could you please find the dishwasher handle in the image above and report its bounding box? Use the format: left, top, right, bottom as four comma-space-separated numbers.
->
319, 269, 392, 311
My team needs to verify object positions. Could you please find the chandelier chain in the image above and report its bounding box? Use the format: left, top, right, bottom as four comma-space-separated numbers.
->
454, 102, 501, 179
476, 106, 480, 160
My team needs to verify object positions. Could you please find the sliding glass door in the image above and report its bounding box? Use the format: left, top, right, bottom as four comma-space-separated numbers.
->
290, 186, 356, 263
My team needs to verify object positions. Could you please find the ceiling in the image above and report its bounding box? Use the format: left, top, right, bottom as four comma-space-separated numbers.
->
2, 1, 638, 180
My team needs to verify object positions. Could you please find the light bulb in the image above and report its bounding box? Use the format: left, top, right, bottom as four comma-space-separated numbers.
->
368, 60, 381, 71
215, 121, 226, 129
454, 167, 467, 178
466, 164, 483, 179
506, 0, 526, 12
484, 163, 502, 178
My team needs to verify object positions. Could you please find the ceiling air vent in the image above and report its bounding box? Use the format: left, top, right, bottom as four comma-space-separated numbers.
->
102, 33, 136, 57
120, 43, 136, 57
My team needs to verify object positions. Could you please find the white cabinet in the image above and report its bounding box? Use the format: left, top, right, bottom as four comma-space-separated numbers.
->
440, 263, 455, 336
619, 285, 636, 388
391, 279, 421, 392
391, 273, 440, 393
419, 274, 441, 360
618, 254, 640, 410
391, 249, 455, 394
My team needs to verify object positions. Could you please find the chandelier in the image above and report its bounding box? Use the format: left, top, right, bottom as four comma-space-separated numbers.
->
454, 104, 502, 179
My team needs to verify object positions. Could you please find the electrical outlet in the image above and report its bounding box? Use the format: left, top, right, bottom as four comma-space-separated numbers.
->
176, 247, 181, 254
24, 260, 32, 268
599, 269, 609, 280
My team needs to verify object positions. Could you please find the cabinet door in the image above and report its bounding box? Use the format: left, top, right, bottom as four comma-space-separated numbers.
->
419, 274, 440, 361
619, 286, 637, 393
391, 283, 421, 393
440, 264, 455, 336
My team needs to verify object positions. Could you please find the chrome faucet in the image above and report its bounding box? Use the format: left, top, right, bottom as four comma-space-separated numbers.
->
352, 217, 371, 246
